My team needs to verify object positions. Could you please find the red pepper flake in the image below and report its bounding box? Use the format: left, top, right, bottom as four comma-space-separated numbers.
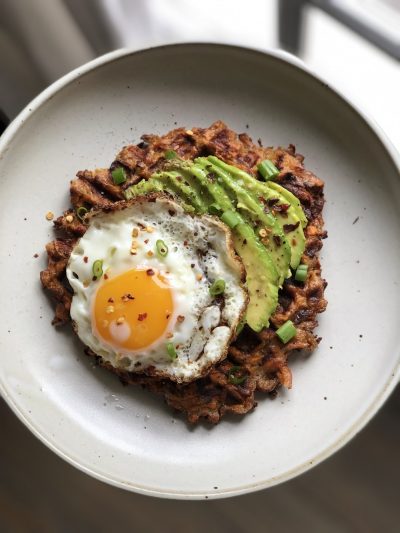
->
146, 268, 155, 276
138, 313, 147, 321
138, 222, 146, 229
166, 313, 171, 319
83, 256, 88, 263
144, 239, 149, 244
275, 203, 290, 211
283, 221, 300, 233
107, 297, 114, 303
265, 197, 278, 207
33, 253, 39, 258
183, 240, 188, 246
104, 273, 109, 280
177, 315, 185, 323
190, 263, 195, 268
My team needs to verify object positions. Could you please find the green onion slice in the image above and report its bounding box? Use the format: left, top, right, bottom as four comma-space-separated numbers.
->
276, 320, 297, 344
92, 259, 103, 279
166, 342, 177, 361
228, 365, 247, 385
220, 210, 241, 229
258, 159, 280, 181
295, 264, 308, 282
76, 206, 88, 221
111, 167, 127, 185
209, 279, 226, 297
156, 239, 168, 257
208, 203, 222, 216
165, 150, 178, 160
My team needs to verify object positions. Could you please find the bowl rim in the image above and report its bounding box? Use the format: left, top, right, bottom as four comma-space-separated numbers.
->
1, 42, 399, 500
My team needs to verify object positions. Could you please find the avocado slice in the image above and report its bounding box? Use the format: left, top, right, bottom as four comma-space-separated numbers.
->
195, 157, 291, 286
268, 181, 307, 228
208, 156, 306, 269
125, 177, 164, 198
233, 223, 279, 331
153, 170, 208, 214
176, 161, 280, 331
125, 175, 196, 213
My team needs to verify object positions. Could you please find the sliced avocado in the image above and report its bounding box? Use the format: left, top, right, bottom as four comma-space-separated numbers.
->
152, 170, 208, 214
181, 161, 279, 331
233, 224, 279, 331
123, 156, 307, 331
208, 156, 306, 269
268, 181, 307, 227
195, 157, 291, 286
124, 178, 164, 198
125, 175, 196, 213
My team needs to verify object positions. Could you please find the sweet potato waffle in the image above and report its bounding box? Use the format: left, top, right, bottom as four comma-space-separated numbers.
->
41, 121, 327, 424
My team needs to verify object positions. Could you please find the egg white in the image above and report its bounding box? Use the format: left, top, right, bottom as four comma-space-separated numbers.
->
67, 196, 247, 382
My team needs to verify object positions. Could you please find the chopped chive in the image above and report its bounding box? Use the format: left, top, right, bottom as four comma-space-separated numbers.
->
258, 159, 280, 181
111, 167, 127, 185
208, 203, 222, 216
166, 342, 177, 361
156, 239, 168, 257
209, 279, 226, 296
76, 206, 88, 221
295, 264, 308, 282
276, 320, 297, 344
165, 150, 178, 160
220, 210, 241, 229
92, 259, 103, 279
228, 365, 247, 385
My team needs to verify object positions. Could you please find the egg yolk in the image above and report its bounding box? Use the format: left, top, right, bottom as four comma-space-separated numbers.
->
93, 268, 173, 351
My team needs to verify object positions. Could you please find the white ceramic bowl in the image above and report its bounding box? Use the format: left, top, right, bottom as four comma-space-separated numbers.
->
0, 44, 399, 499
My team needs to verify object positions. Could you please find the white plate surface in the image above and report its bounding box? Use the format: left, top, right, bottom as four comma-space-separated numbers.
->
0, 44, 399, 499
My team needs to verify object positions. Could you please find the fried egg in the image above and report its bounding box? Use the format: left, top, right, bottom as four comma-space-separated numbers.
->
66, 196, 248, 382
